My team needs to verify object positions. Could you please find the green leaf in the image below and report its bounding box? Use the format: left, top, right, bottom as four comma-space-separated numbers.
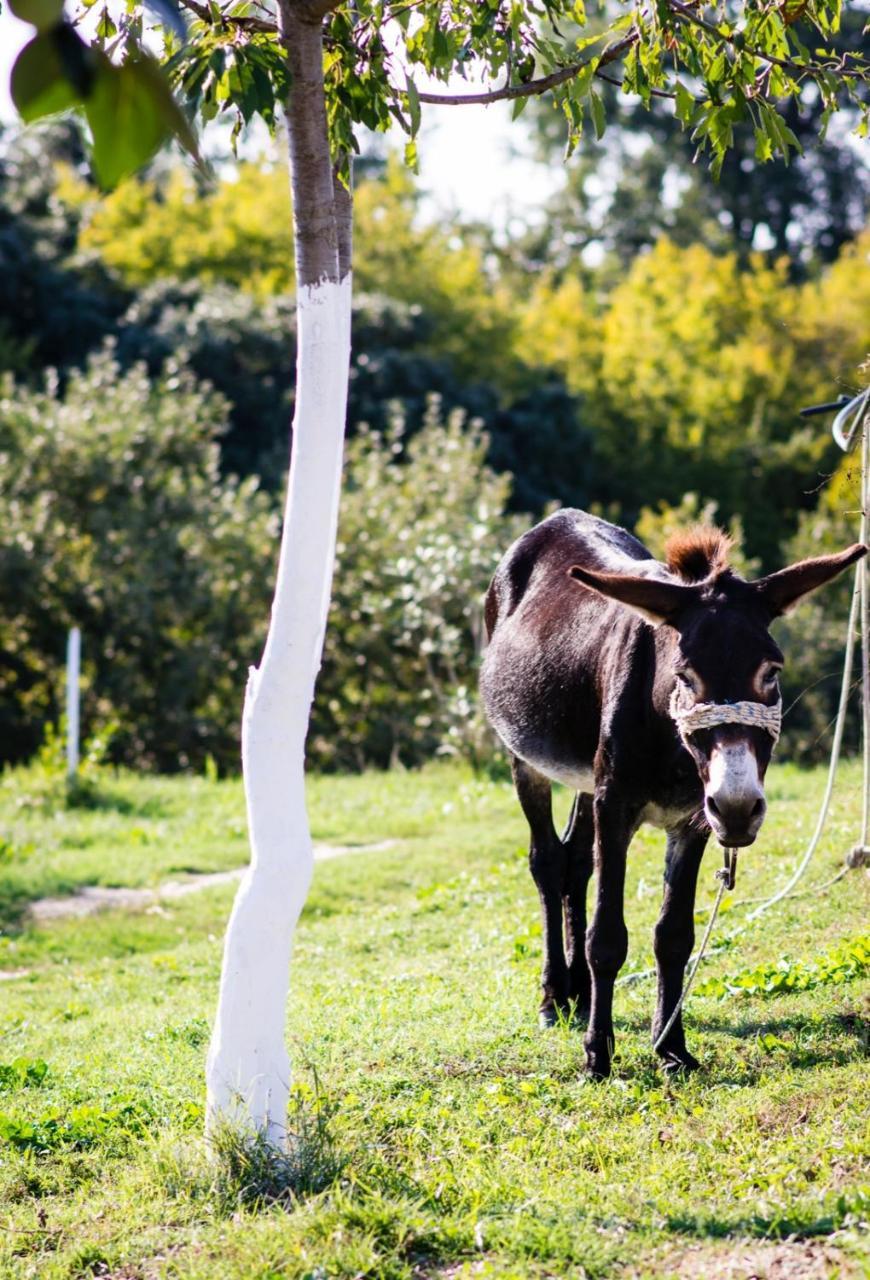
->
7, 0, 64, 32
95, 7, 116, 40
405, 73, 421, 137
85, 54, 198, 188
11, 29, 82, 121
589, 90, 605, 140
754, 124, 774, 162
675, 81, 694, 125
511, 92, 529, 121
404, 138, 418, 173
84, 58, 167, 187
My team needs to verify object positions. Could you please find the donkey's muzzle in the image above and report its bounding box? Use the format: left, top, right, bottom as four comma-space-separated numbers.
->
705, 792, 766, 847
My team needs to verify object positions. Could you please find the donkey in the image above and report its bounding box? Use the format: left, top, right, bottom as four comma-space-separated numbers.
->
480, 509, 865, 1077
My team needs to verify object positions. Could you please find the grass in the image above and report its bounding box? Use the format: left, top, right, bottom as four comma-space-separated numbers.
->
0, 756, 868, 1278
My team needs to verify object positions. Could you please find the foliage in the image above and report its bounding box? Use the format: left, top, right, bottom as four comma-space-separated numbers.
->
311, 402, 525, 770
526, 6, 870, 271
8, 0, 196, 187
52, 150, 870, 559
0, 758, 868, 1274
70, 161, 296, 296
0, 354, 527, 773
585, 238, 865, 562
0, 125, 126, 378
774, 414, 867, 761
0, 348, 275, 771
74, 159, 522, 387
10, 0, 869, 198
696, 933, 870, 998
2, 130, 870, 774
162, 0, 870, 178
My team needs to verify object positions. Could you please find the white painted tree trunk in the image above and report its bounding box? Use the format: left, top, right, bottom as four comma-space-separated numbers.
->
205, 274, 351, 1146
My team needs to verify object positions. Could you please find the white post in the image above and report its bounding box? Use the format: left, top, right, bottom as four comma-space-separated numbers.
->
66, 626, 81, 781
205, 277, 352, 1147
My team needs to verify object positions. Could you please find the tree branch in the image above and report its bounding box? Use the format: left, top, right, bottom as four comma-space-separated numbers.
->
595, 69, 675, 100
177, 0, 346, 32
417, 32, 637, 106
177, 0, 275, 33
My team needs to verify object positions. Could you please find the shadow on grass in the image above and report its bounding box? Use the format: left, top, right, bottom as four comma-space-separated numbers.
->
0, 884, 31, 933
64, 777, 146, 814
10, 773, 168, 818
663, 1202, 860, 1242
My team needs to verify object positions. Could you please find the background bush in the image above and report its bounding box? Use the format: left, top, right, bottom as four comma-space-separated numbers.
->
313, 401, 524, 771
0, 350, 274, 771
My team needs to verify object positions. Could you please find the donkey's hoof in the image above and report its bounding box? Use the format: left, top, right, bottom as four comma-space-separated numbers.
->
584, 1044, 612, 1079
538, 1006, 558, 1030
659, 1048, 701, 1076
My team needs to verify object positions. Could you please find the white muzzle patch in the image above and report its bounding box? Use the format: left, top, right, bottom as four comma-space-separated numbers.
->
705, 740, 766, 843
707, 742, 763, 808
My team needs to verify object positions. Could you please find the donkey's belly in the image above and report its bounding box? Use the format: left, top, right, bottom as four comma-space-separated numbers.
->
491, 715, 595, 793
524, 754, 595, 793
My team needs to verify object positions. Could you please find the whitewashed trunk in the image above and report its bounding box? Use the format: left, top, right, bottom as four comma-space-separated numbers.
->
205, 274, 352, 1145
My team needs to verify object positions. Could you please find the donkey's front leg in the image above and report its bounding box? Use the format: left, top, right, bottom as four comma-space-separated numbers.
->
652, 823, 709, 1073
584, 789, 638, 1078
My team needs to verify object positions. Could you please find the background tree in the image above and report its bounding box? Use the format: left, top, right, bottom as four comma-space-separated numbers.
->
8, 0, 869, 1148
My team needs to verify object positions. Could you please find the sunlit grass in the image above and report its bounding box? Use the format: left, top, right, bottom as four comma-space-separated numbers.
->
0, 757, 868, 1277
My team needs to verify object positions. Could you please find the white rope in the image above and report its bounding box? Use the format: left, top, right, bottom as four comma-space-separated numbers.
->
651, 850, 734, 1054
745, 403, 869, 922
670, 692, 782, 744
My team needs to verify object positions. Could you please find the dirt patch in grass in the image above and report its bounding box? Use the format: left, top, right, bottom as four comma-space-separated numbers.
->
26, 839, 396, 922
649, 1240, 859, 1279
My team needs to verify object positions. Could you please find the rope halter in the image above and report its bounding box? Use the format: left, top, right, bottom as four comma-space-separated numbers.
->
669, 688, 782, 746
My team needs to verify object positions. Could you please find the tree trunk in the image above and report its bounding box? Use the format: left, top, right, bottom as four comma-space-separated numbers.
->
205, 0, 351, 1147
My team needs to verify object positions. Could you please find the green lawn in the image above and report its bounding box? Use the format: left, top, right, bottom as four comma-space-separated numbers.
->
0, 758, 868, 1278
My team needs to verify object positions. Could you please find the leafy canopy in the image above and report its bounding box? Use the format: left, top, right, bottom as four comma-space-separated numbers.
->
9, 0, 870, 188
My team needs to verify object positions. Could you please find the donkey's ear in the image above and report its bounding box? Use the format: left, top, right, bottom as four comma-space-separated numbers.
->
568, 565, 699, 626
755, 544, 868, 617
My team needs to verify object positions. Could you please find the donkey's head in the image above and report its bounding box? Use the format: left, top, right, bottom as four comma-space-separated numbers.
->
569, 530, 866, 847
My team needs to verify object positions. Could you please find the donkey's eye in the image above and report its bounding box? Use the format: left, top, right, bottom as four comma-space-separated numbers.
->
677, 667, 700, 693
763, 664, 782, 686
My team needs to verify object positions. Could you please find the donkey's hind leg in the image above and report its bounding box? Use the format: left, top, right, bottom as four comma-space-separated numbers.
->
561, 793, 594, 1020
511, 755, 568, 1028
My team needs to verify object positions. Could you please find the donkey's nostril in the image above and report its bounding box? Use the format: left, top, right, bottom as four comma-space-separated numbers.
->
707, 796, 721, 818
751, 798, 765, 818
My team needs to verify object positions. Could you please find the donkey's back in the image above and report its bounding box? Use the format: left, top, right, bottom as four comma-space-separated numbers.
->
480, 509, 671, 795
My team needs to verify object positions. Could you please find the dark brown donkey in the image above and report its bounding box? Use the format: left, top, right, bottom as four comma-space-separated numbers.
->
480, 510, 865, 1077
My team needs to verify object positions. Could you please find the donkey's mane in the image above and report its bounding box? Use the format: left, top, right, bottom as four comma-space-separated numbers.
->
664, 526, 733, 583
